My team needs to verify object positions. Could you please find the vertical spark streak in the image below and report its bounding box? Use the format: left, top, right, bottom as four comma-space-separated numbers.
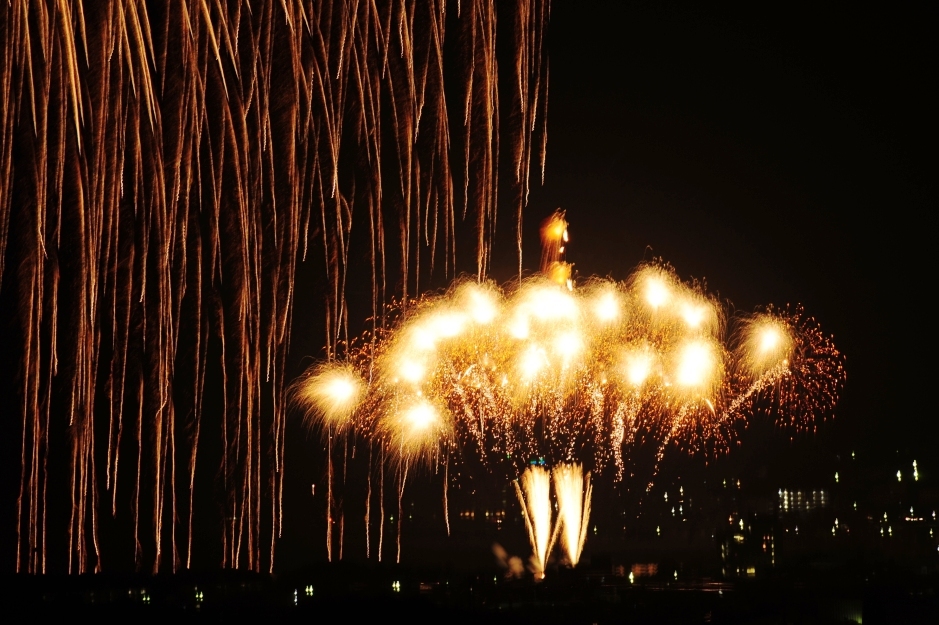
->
4, 0, 550, 573
378, 447, 385, 562
365, 444, 372, 558
326, 432, 333, 562
397, 458, 409, 564
514, 465, 557, 580
443, 451, 450, 536
554, 464, 592, 567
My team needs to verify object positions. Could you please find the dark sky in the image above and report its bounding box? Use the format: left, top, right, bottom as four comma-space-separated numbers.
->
276, 4, 937, 571
3, 2, 932, 574
503, 2, 936, 457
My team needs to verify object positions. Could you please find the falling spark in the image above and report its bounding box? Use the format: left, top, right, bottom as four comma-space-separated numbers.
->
4, 0, 551, 573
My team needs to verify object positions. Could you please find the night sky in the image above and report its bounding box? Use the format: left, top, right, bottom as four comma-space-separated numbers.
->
499, 3, 936, 457
270, 3, 938, 571
1, 2, 934, 575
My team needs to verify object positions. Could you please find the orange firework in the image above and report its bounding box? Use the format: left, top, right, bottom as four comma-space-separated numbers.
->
3, 0, 550, 574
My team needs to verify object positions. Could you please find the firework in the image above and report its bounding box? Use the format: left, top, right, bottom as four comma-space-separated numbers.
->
305, 267, 842, 474
2, 0, 550, 573
553, 464, 592, 567
514, 466, 558, 580
296, 217, 844, 565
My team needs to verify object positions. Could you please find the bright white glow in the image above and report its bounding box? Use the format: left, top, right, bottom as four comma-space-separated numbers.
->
759, 327, 782, 353
399, 360, 425, 383
299, 366, 364, 427
593, 291, 620, 322
429, 312, 466, 338
408, 327, 436, 351
622, 349, 654, 387
553, 332, 582, 362
681, 302, 707, 328
554, 464, 592, 567
526, 286, 578, 320
467, 290, 497, 324
645, 277, 670, 310
676, 341, 715, 387
325, 378, 355, 403
405, 402, 437, 430
515, 466, 556, 580
519, 345, 547, 380
508, 316, 530, 339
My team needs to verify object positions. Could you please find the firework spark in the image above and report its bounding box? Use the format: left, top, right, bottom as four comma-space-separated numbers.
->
2, 0, 550, 573
296, 219, 844, 565
554, 463, 591, 567
514, 465, 558, 580
305, 266, 843, 475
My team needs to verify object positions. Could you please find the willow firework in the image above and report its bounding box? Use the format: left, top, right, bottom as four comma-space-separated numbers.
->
1, 1, 549, 573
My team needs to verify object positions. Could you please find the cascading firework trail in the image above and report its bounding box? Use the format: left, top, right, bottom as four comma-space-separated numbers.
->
295, 213, 845, 566
1, 0, 550, 573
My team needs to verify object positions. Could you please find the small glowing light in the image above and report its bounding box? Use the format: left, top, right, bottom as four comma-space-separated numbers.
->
835, 472, 839, 483
645, 277, 670, 309
509, 316, 530, 339
462, 286, 498, 324
519, 345, 547, 380
541, 213, 568, 242
897, 470, 902, 482
408, 327, 437, 351
553, 331, 583, 362
629, 571, 634, 584
676, 341, 715, 388
656, 526, 661, 536
399, 360, 426, 383
593, 291, 620, 322
680, 301, 709, 328
429, 312, 466, 338
524, 285, 577, 320
405, 402, 437, 430
622, 348, 654, 387
299, 366, 365, 428
759, 327, 781, 353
